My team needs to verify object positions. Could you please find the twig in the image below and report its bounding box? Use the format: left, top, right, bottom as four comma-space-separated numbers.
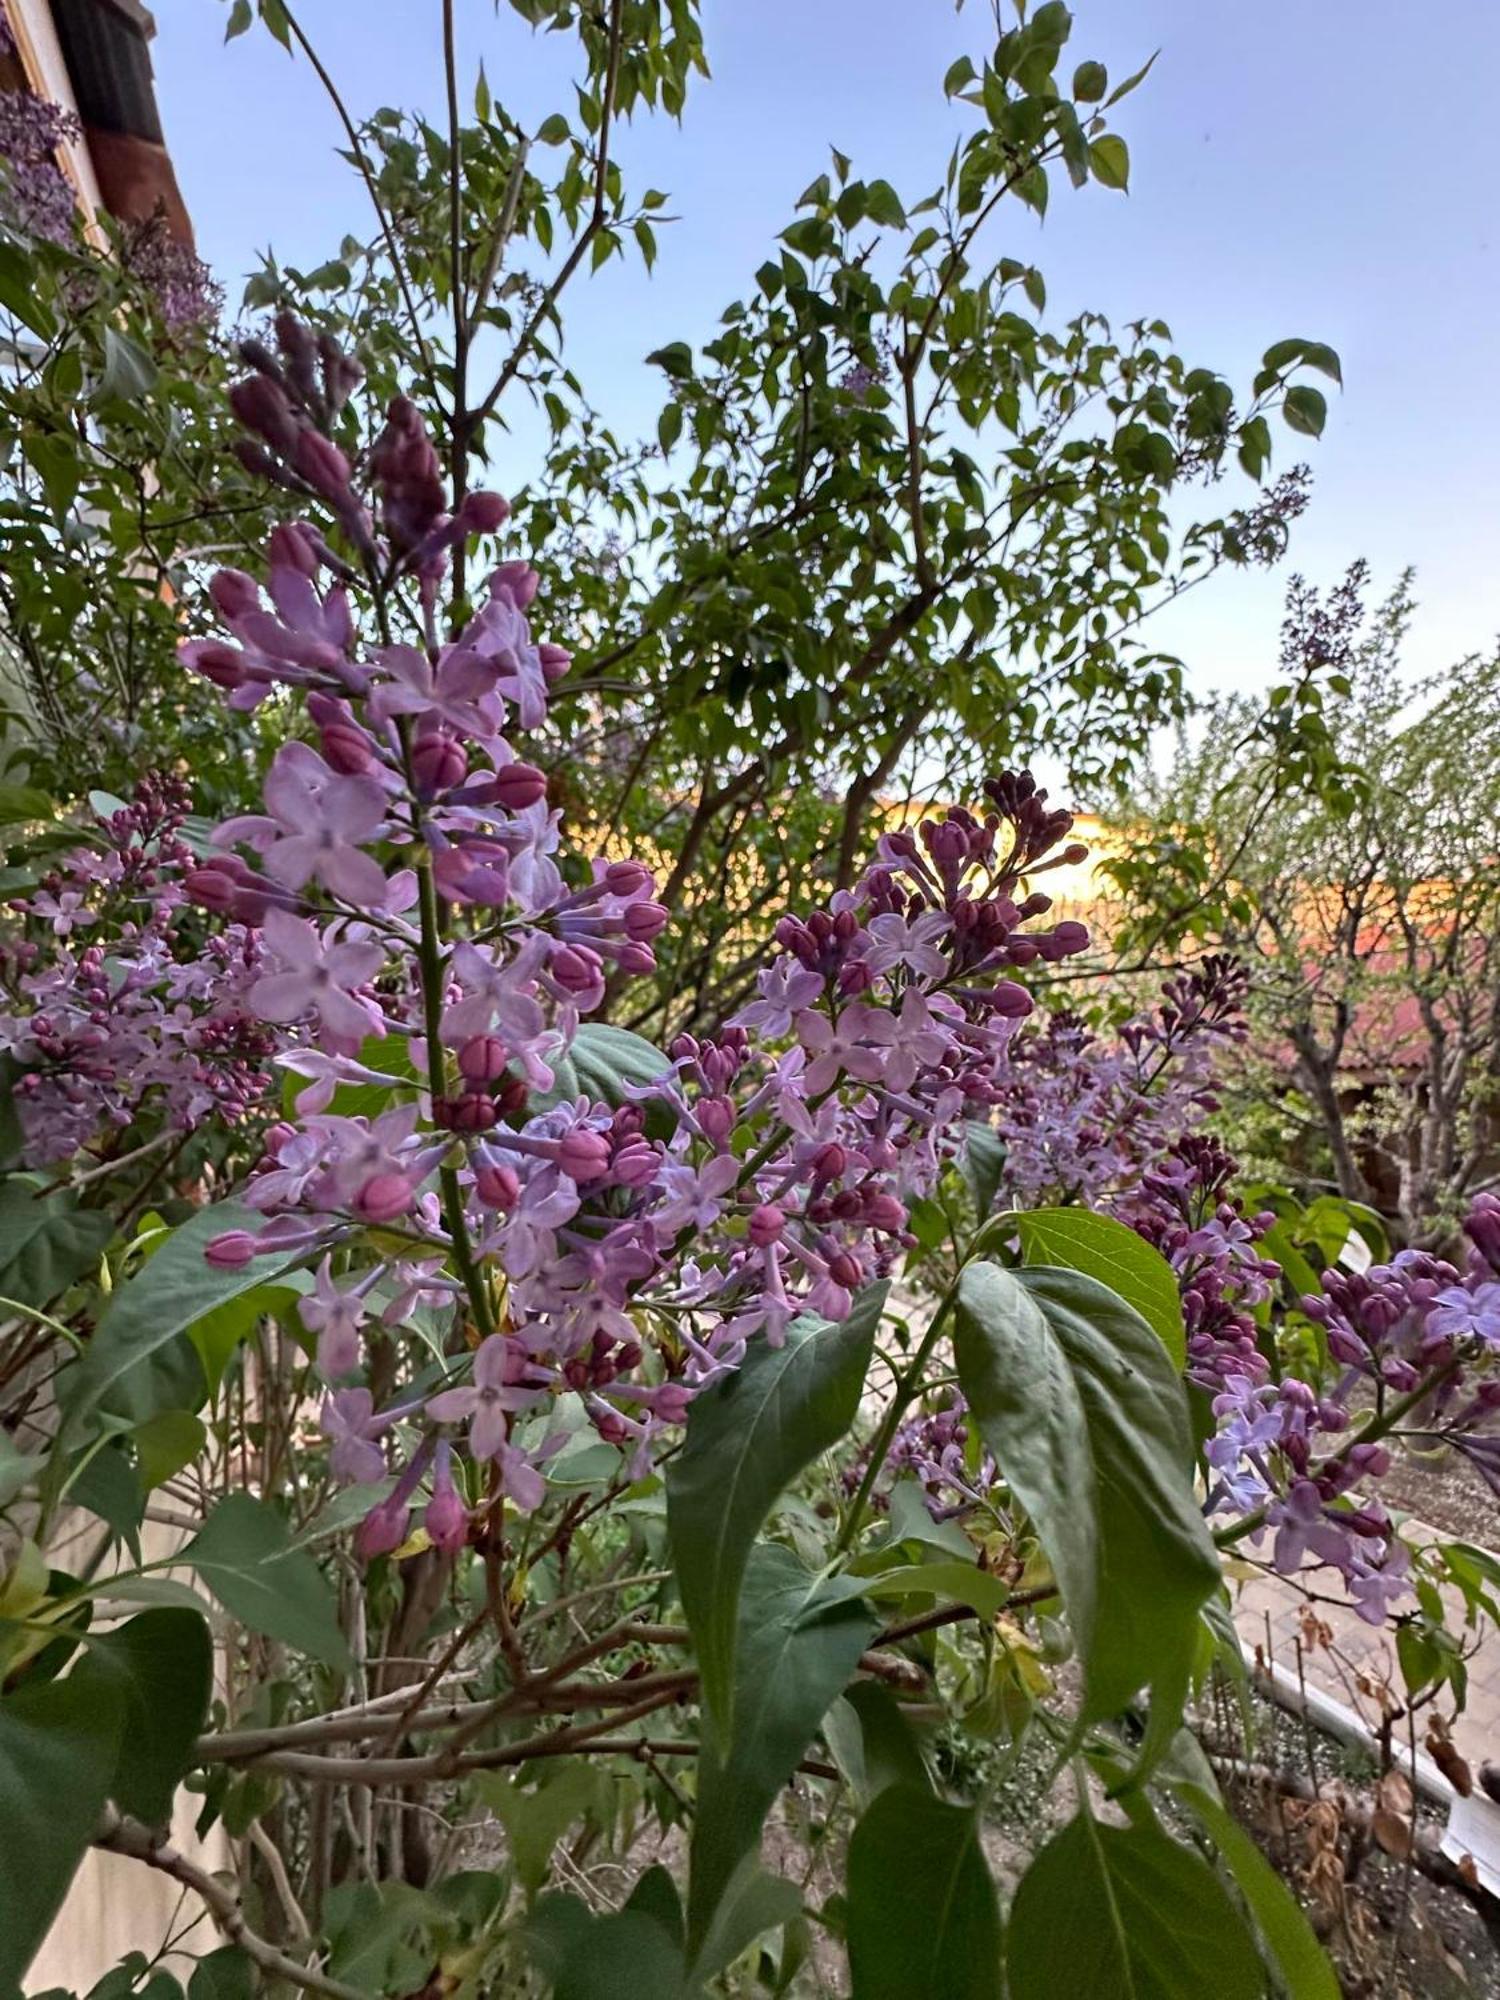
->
95, 1810, 366, 2000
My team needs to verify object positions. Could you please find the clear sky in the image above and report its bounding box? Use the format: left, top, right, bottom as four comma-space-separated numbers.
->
148, 0, 1500, 704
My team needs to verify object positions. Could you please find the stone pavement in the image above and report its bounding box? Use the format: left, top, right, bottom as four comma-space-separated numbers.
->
1230, 1528, 1500, 1777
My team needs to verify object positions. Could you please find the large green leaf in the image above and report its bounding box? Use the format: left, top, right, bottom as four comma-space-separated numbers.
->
185, 1493, 349, 1670
474, 1761, 602, 1902
953, 1263, 1217, 1725
527, 1893, 686, 1999
0, 1176, 111, 1307
71, 1608, 213, 1824
534, 1023, 671, 1117
1006, 1814, 1264, 2000
688, 1544, 875, 1950
846, 1784, 1000, 1999
64, 1204, 293, 1428
1014, 1208, 1185, 1367
1174, 1783, 1338, 1998
668, 1283, 885, 1740
0, 1675, 124, 1990
823, 1681, 931, 1807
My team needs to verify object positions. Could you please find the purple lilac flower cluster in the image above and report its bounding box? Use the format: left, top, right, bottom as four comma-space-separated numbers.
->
188, 317, 1092, 1557
0, 775, 273, 1163
0, 85, 81, 245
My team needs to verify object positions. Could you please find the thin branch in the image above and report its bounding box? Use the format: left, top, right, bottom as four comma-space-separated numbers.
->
95, 1810, 365, 2000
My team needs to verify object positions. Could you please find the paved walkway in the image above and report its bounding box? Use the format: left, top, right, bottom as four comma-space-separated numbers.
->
1231, 1526, 1500, 1777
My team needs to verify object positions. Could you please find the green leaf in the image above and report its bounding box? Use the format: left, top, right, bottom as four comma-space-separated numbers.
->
823, 1681, 931, 1807
695, 1865, 802, 1983
185, 1493, 349, 1670
0, 782, 55, 826
1088, 135, 1130, 190
688, 1545, 875, 1949
132, 1411, 207, 1493
1007, 1813, 1264, 1999
69, 1443, 144, 1562
535, 111, 571, 146
0, 1434, 43, 1508
65, 1204, 292, 1428
0, 1177, 111, 1308
667, 1283, 885, 1739
1105, 50, 1159, 106
188, 1948, 255, 2000
864, 179, 906, 228
71, 1608, 212, 1823
962, 1122, 1004, 1218
1014, 1209, 1185, 1367
952, 1264, 1217, 1726
657, 400, 684, 454
1072, 60, 1107, 101
847, 1785, 1000, 1998
532, 1023, 671, 1121
527, 1895, 686, 1998
943, 55, 977, 96
1174, 1782, 1338, 1998
0, 1675, 125, 1991
1283, 384, 1328, 437
645, 340, 694, 381
99, 329, 159, 403
859, 1560, 1012, 1622
475, 1761, 602, 1901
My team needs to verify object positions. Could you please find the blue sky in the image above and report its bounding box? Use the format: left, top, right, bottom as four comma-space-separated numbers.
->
150, 0, 1500, 701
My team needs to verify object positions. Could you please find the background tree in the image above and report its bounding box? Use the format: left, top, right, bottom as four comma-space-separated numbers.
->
1104, 565, 1500, 1245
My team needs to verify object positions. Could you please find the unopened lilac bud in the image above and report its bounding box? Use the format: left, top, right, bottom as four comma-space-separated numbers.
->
459, 1034, 509, 1083
456, 489, 510, 535
549, 943, 604, 996
490, 560, 539, 609
539, 642, 571, 685
321, 719, 376, 775
293, 430, 353, 502
449, 1092, 499, 1134
614, 942, 657, 977
425, 1483, 468, 1553
812, 1143, 848, 1182
486, 762, 548, 812
205, 1230, 259, 1269
749, 1204, 785, 1246
864, 1192, 908, 1232
988, 981, 1033, 1018
827, 1249, 863, 1290
411, 731, 468, 796
355, 1173, 414, 1223
355, 1496, 410, 1561
475, 1161, 520, 1210
699, 1097, 734, 1145
603, 860, 654, 896
556, 1128, 611, 1183
623, 900, 670, 942
230, 375, 301, 455
210, 568, 261, 621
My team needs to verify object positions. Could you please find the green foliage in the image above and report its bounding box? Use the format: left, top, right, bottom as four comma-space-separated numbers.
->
0, 1675, 124, 1989
846, 1785, 1001, 1998
667, 1282, 884, 1737
70, 1608, 214, 1823
953, 1263, 1217, 1731
185, 1492, 350, 1669
1006, 1813, 1264, 1999
688, 1544, 875, 1947
1014, 1207, 1186, 1366
0, 1177, 112, 1309
64, 1204, 292, 1428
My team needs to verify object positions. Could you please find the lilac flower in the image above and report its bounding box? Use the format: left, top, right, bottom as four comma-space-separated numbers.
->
1427, 1281, 1500, 1348
426, 1334, 550, 1460
862, 909, 951, 979
250, 908, 386, 1048
320, 1388, 391, 1484
796, 1001, 900, 1094
217, 743, 388, 907
298, 1256, 372, 1380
